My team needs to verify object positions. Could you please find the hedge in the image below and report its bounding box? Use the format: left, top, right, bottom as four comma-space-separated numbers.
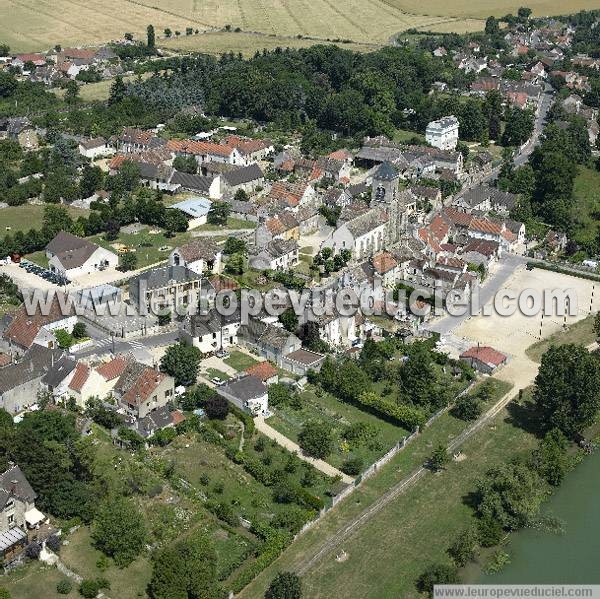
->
357, 391, 425, 431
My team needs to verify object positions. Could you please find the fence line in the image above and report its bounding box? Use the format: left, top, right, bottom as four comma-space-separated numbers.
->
293, 379, 478, 540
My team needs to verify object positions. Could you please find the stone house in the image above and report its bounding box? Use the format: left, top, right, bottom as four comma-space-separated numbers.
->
170, 239, 223, 275
113, 361, 175, 420
249, 239, 299, 271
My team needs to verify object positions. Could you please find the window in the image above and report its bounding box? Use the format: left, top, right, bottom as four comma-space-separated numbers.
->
8, 514, 14, 524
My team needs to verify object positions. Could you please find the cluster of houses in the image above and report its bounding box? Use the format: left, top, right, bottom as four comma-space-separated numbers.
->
0, 45, 121, 86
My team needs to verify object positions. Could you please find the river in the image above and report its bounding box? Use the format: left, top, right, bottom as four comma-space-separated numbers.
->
476, 449, 600, 585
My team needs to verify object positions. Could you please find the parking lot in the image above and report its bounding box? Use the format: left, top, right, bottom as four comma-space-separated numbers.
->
17, 259, 70, 286
0, 261, 62, 292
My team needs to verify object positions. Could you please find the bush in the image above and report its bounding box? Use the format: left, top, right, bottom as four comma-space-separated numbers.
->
56, 579, 73, 595
46, 534, 62, 553
341, 456, 363, 476
25, 542, 41, 559
79, 578, 110, 598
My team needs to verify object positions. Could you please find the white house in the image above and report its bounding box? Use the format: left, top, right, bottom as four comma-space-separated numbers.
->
249, 239, 299, 271
46, 232, 118, 279
217, 375, 269, 416
78, 137, 111, 160
322, 208, 387, 261
425, 116, 459, 150
180, 310, 241, 354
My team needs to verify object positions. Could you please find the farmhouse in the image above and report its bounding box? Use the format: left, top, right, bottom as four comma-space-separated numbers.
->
78, 137, 111, 160
113, 361, 175, 420
249, 239, 299, 271
222, 163, 265, 195
217, 375, 269, 416
45, 231, 118, 278
180, 310, 242, 354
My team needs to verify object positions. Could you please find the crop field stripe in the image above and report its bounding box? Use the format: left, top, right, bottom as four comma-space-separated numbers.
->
318, 0, 370, 37
124, 0, 213, 29
279, 0, 310, 36
370, 0, 416, 24
236, 0, 249, 29
8, 0, 102, 39
54, 0, 154, 32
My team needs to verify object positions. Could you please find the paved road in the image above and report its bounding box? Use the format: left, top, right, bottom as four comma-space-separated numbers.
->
255, 416, 355, 485
74, 329, 179, 358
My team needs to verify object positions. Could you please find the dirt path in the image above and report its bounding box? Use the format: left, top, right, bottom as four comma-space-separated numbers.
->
254, 416, 354, 485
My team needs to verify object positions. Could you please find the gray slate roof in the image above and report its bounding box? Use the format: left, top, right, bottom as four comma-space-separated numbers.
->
0, 465, 36, 509
222, 163, 264, 187
171, 171, 214, 193
218, 375, 267, 402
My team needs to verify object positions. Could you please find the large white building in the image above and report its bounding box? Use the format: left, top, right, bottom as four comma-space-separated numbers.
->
425, 116, 459, 150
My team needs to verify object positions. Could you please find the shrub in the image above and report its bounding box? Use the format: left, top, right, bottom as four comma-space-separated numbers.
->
25, 542, 41, 559
56, 579, 73, 595
46, 534, 62, 553
341, 456, 363, 476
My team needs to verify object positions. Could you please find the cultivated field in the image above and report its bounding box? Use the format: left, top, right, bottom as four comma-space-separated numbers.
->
5, 0, 595, 54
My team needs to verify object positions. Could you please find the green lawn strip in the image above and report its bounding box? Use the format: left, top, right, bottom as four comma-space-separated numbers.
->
2, 561, 66, 599
239, 378, 513, 598
1, 204, 90, 234
572, 166, 600, 247
525, 313, 597, 363
89, 229, 193, 269
204, 367, 232, 381
224, 350, 260, 372
59, 527, 152, 599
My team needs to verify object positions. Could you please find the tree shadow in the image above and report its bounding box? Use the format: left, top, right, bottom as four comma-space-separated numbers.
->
504, 399, 545, 438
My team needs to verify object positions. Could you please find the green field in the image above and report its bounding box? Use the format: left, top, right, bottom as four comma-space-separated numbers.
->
223, 350, 260, 372
0, 204, 90, 234
572, 166, 600, 248
526, 313, 597, 363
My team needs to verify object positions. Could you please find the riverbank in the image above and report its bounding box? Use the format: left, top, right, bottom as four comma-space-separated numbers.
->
470, 446, 600, 585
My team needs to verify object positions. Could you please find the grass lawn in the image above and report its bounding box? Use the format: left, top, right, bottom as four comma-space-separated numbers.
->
223, 350, 260, 372
1, 204, 90, 234
267, 386, 410, 471
89, 228, 193, 269
60, 527, 152, 599
526, 313, 597, 363
297, 396, 537, 599
2, 562, 67, 599
572, 166, 600, 248
240, 377, 514, 598
204, 367, 232, 381
193, 217, 256, 232
393, 128, 424, 143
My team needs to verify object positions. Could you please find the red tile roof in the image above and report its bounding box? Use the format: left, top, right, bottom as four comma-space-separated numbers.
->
2, 296, 72, 349
244, 361, 278, 382
223, 135, 271, 155
268, 181, 308, 208
170, 410, 186, 425
69, 363, 90, 392
0, 353, 12, 367
460, 346, 507, 367
122, 368, 166, 406
372, 251, 398, 275
96, 356, 129, 381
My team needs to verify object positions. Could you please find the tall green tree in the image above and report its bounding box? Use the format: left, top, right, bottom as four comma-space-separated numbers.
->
147, 24, 156, 49
160, 342, 202, 386
533, 344, 600, 438
92, 496, 147, 566
265, 572, 302, 599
